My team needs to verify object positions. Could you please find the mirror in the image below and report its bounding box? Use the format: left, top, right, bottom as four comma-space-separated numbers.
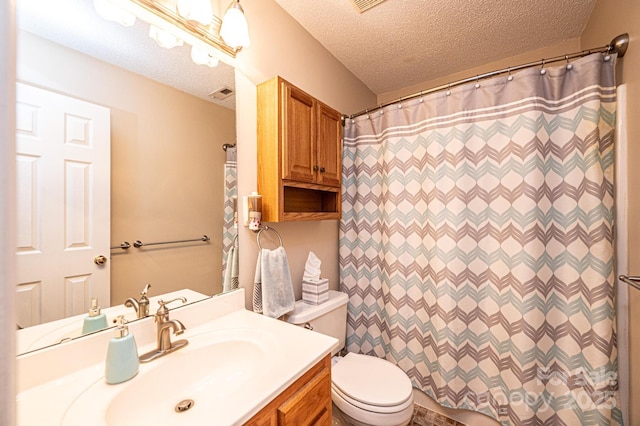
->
15, 0, 239, 354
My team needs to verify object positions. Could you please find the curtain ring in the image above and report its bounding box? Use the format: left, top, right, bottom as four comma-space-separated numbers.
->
604, 45, 612, 62
474, 77, 480, 89
446, 84, 451, 96
565, 54, 573, 70
419, 91, 424, 103
507, 67, 513, 82
540, 59, 547, 75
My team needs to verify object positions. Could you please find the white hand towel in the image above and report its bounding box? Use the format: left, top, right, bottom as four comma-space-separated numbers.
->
223, 246, 239, 292
253, 247, 295, 318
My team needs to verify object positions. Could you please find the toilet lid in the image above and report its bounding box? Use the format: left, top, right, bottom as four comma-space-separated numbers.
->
331, 353, 413, 407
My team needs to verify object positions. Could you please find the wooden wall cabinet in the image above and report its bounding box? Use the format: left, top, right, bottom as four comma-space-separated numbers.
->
244, 355, 332, 426
258, 76, 342, 222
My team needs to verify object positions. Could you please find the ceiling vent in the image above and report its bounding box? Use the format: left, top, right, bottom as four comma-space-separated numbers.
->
349, 0, 387, 13
208, 86, 235, 100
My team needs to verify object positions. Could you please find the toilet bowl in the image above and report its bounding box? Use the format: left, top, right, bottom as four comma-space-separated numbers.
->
285, 290, 414, 426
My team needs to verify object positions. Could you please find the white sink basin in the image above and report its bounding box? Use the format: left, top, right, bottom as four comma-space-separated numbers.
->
17, 291, 339, 426
62, 328, 275, 425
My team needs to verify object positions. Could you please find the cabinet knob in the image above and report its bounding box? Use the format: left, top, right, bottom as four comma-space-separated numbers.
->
313, 165, 319, 171
320, 167, 326, 173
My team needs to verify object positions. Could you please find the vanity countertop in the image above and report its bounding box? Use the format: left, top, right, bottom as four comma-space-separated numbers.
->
16, 289, 338, 425
16, 288, 209, 355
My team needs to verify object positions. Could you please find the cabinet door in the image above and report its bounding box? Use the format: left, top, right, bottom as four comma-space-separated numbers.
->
316, 103, 342, 188
282, 83, 316, 184
277, 367, 332, 425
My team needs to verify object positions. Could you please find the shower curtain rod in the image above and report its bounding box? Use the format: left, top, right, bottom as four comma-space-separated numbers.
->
347, 33, 629, 120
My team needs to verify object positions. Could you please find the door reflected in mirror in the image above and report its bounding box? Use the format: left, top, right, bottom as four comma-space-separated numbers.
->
15, 0, 238, 355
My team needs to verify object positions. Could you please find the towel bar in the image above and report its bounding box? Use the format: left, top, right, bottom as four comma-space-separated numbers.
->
111, 241, 131, 250
619, 275, 640, 292
133, 235, 210, 248
256, 226, 283, 249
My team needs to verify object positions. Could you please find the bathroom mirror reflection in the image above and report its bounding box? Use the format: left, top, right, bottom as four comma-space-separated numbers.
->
15, 0, 239, 355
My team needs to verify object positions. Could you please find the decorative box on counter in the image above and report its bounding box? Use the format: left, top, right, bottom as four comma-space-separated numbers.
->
302, 278, 329, 305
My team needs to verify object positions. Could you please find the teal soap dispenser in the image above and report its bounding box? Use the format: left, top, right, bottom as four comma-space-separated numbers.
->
81, 298, 108, 335
105, 315, 139, 384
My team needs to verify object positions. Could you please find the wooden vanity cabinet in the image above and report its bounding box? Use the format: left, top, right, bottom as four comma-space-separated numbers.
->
244, 355, 332, 426
257, 76, 342, 222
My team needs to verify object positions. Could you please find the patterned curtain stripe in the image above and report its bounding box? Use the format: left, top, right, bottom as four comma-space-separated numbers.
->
340, 53, 622, 425
222, 155, 237, 280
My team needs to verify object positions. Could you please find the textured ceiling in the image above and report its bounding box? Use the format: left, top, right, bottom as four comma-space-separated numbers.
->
16, 0, 597, 105
16, 0, 236, 110
274, 0, 597, 95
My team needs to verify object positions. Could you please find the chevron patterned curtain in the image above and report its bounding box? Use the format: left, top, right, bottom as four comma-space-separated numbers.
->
340, 53, 622, 425
222, 146, 237, 280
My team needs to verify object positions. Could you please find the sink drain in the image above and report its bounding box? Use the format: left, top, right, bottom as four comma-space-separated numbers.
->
175, 399, 195, 413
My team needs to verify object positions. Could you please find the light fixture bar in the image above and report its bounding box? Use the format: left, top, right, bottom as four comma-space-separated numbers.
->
117, 0, 238, 58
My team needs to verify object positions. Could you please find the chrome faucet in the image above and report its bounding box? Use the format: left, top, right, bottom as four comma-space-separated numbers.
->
139, 297, 188, 363
124, 283, 152, 319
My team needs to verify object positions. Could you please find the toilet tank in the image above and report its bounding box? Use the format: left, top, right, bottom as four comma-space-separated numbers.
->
285, 290, 348, 356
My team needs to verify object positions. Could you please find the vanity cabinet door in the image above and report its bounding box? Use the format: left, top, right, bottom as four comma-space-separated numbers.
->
277, 366, 331, 425
244, 355, 332, 426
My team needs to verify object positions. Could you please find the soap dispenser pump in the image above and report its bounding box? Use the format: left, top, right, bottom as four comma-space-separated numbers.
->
81, 298, 108, 335
105, 315, 139, 384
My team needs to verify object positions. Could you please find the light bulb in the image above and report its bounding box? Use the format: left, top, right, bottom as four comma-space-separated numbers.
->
149, 25, 184, 49
177, 0, 213, 25
220, 1, 250, 49
93, 0, 136, 27
191, 46, 219, 68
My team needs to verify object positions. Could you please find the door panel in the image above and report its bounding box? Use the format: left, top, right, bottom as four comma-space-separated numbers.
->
15, 83, 110, 326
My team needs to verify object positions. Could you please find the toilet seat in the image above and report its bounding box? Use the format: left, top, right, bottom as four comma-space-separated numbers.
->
332, 384, 414, 414
331, 353, 413, 412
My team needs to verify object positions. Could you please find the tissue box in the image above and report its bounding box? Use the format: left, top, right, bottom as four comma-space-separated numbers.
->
302, 278, 329, 305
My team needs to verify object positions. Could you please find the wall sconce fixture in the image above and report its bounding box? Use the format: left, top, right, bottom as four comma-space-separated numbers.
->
93, 0, 247, 66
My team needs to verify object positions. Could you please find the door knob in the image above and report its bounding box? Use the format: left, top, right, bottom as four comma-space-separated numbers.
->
94, 255, 108, 265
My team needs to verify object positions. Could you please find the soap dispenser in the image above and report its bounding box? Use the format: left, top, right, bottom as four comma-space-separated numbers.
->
81, 298, 108, 335
105, 315, 139, 384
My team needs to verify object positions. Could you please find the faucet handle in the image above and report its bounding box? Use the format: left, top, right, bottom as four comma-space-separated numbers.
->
155, 297, 187, 321
141, 283, 151, 297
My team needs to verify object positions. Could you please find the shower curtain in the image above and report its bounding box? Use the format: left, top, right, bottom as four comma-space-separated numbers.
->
340, 53, 622, 425
222, 146, 238, 290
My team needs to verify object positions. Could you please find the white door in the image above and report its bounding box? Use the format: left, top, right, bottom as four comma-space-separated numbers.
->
15, 83, 110, 327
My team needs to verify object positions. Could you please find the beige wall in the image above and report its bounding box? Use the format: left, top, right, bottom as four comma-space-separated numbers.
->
582, 1, 640, 424
232, 0, 377, 309
17, 31, 236, 305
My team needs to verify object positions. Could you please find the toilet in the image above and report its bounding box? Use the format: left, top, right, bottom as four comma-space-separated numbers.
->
286, 290, 414, 426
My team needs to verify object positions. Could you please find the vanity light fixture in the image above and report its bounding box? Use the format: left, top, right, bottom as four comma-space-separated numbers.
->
93, 0, 242, 65
219, 0, 250, 49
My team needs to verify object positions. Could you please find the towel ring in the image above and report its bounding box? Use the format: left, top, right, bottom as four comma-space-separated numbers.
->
256, 225, 283, 249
